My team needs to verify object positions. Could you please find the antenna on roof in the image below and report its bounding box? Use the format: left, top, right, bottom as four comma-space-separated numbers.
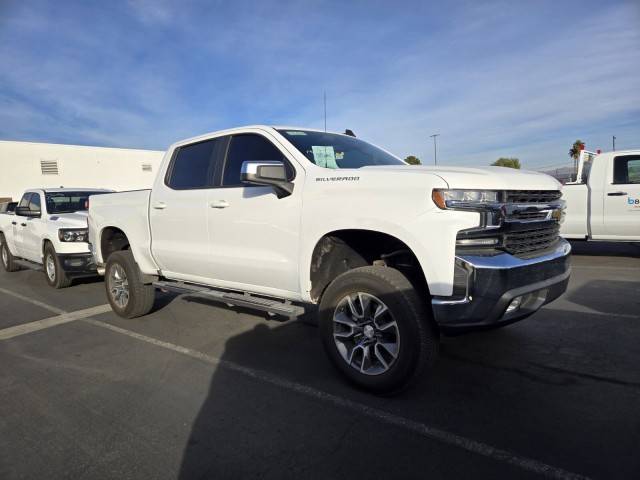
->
323, 91, 327, 132
345, 129, 356, 137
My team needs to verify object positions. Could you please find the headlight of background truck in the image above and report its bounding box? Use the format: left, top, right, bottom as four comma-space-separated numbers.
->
58, 228, 89, 242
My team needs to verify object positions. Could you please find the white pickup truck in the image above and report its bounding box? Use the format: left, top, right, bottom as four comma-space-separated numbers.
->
0, 188, 110, 288
562, 149, 640, 242
88, 126, 571, 392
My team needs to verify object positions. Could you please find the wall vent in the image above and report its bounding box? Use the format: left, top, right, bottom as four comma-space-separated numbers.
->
40, 160, 59, 175
142, 163, 153, 172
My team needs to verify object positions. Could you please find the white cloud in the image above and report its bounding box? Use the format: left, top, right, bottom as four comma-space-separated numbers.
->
0, 0, 638, 168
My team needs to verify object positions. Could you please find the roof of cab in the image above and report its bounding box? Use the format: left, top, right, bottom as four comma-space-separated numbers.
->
168, 125, 351, 151
29, 188, 113, 193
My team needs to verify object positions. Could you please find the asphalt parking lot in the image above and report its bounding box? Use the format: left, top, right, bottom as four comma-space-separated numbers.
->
1, 242, 639, 480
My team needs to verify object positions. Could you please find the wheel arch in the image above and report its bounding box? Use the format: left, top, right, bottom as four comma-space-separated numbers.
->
0, 230, 17, 256
100, 226, 131, 263
41, 236, 54, 255
307, 228, 430, 304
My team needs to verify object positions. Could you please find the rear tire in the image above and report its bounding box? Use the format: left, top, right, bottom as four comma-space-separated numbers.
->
43, 243, 72, 289
319, 266, 438, 394
105, 250, 155, 318
0, 234, 19, 272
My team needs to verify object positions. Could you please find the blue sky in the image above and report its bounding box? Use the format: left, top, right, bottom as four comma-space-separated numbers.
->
0, 0, 638, 169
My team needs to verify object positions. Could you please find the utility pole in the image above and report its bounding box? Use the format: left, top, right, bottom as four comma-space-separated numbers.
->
430, 134, 440, 165
613, 135, 616, 151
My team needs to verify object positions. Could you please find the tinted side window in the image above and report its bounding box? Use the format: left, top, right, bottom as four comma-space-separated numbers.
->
223, 134, 288, 187
167, 138, 223, 189
29, 193, 41, 212
18, 193, 32, 208
613, 155, 640, 184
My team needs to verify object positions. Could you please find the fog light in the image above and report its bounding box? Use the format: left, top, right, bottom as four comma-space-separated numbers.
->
506, 296, 523, 313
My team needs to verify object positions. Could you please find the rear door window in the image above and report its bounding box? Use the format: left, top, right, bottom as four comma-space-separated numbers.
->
167, 137, 227, 190
613, 155, 640, 184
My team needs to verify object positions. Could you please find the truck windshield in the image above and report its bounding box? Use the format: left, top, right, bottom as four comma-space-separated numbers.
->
45, 191, 107, 214
278, 130, 405, 169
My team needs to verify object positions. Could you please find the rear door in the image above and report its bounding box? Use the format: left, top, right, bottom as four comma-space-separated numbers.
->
603, 155, 640, 239
149, 136, 228, 281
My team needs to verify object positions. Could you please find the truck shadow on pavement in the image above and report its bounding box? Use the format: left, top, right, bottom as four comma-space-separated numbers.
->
566, 279, 640, 316
175, 294, 640, 478
568, 240, 640, 257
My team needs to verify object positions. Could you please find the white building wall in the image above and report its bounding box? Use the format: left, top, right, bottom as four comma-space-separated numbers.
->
0, 140, 165, 201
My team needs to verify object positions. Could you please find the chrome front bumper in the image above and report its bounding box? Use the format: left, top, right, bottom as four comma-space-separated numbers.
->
431, 239, 572, 333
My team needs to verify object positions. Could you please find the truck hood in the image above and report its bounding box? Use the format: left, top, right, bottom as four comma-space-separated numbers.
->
46, 211, 89, 229
361, 165, 561, 190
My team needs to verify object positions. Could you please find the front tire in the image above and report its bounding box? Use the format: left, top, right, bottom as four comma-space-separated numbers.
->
105, 250, 155, 318
319, 266, 438, 394
0, 235, 19, 272
44, 243, 72, 289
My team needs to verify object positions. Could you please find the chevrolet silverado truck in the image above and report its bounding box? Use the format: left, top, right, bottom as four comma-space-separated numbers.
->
562, 149, 640, 242
88, 126, 571, 392
0, 188, 110, 288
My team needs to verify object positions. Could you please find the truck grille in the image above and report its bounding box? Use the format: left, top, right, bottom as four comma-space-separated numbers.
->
504, 224, 560, 255
506, 190, 562, 203
509, 210, 550, 221
456, 190, 564, 257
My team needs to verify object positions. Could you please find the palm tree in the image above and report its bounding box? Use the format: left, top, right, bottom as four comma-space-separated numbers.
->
568, 140, 585, 180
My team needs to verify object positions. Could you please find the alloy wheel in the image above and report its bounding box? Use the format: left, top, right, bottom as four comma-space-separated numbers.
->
109, 263, 130, 309
45, 254, 56, 282
332, 292, 400, 375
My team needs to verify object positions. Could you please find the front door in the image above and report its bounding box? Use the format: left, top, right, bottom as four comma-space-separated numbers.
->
206, 132, 303, 297
20, 192, 44, 262
603, 155, 640, 239
12, 193, 33, 258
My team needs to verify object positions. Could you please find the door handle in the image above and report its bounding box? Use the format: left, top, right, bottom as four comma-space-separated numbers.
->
20, 223, 27, 227
11, 221, 16, 225
210, 200, 230, 209
152, 202, 167, 210
607, 191, 627, 196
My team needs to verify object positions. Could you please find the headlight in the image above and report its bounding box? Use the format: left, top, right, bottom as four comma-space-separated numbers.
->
432, 189, 500, 209
58, 228, 88, 242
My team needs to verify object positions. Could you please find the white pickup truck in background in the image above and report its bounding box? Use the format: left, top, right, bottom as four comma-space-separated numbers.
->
88, 126, 572, 392
562, 149, 640, 242
0, 188, 110, 287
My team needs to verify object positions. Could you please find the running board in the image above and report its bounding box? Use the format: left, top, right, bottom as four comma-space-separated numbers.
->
14, 258, 43, 271
153, 280, 305, 318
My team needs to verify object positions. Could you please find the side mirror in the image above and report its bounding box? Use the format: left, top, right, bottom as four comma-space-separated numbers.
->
241, 161, 293, 198
15, 206, 41, 217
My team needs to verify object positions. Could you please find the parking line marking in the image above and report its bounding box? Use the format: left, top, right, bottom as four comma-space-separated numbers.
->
543, 302, 639, 319
0, 304, 112, 340
0, 286, 66, 315
84, 318, 590, 480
